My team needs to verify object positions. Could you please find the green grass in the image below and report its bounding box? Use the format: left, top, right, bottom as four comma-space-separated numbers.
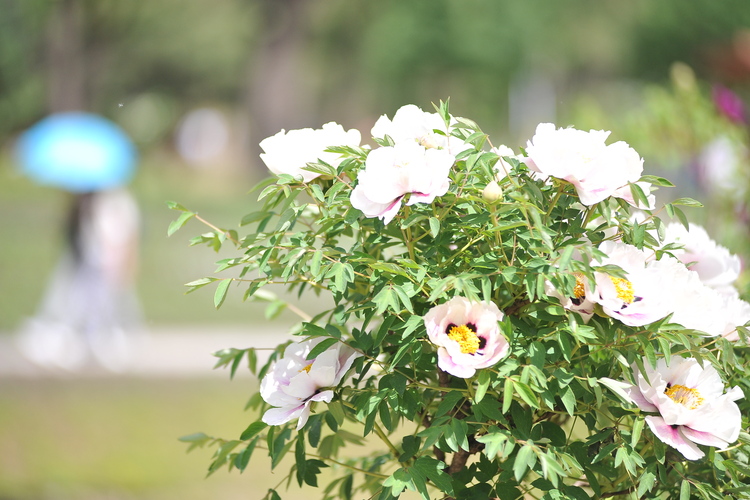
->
0, 377, 318, 500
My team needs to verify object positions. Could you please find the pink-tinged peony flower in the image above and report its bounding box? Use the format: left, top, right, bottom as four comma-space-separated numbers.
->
589, 241, 681, 327
259, 122, 361, 182
624, 356, 743, 460
350, 142, 454, 224
662, 222, 742, 293
371, 104, 471, 155
525, 123, 644, 206
260, 337, 360, 430
423, 297, 509, 378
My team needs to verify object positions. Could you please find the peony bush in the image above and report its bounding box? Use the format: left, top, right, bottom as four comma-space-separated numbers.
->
172, 101, 750, 499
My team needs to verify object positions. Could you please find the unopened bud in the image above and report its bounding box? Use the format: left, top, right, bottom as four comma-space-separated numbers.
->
482, 181, 503, 203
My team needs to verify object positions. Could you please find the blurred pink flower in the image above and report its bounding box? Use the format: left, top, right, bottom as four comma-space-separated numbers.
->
712, 85, 746, 124
424, 297, 509, 378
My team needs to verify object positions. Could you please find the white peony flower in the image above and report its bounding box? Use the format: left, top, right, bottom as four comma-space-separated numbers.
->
350, 142, 454, 224
662, 223, 742, 292
525, 123, 644, 206
624, 356, 743, 460
423, 297, 509, 378
371, 104, 471, 155
668, 271, 728, 337
259, 122, 361, 182
260, 337, 360, 430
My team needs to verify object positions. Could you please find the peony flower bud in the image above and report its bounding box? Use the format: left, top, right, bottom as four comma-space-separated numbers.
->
482, 180, 503, 203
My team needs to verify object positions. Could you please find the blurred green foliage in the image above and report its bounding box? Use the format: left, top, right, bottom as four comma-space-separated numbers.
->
2, 0, 749, 328
2, 0, 749, 140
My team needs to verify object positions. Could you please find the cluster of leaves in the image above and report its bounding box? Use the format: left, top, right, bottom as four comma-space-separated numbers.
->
172, 102, 750, 499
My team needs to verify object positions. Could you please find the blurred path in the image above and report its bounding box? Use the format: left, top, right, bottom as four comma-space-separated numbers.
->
0, 325, 295, 378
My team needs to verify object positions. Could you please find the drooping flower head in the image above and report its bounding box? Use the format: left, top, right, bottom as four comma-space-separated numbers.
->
259, 122, 362, 182
260, 337, 360, 430
423, 297, 509, 378
350, 142, 454, 224
525, 123, 645, 206
624, 355, 743, 460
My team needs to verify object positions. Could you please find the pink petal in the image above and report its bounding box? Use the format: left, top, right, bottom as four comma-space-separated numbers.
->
646, 416, 704, 460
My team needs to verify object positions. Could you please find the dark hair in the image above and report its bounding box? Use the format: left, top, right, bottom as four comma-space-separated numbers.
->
66, 192, 96, 263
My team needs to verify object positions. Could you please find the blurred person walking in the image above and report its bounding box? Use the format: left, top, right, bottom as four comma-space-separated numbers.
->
14, 112, 144, 371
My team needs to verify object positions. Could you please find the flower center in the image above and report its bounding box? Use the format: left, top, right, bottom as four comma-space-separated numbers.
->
664, 384, 705, 410
447, 324, 481, 354
610, 277, 634, 303
573, 272, 586, 299
300, 363, 313, 373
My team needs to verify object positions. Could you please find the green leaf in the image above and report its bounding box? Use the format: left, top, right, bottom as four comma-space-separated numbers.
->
476, 429, 509, 460
306, 338, 340, 360
680, 479, 691, 500
295, 433, 306, 486
502, 377, 513, 414
514, 444, 536, 482
167, 210, 196, 236
429, 217, 440, 238
328, 400, 346, 427
214, 279, 232, 309
671, 197, 703, 207
560, 386, 576, 416
398, 435, 421, 463
512, 380, 539, 409
383, 468, 413, 497
413, 456, 453, 496
240, 421, 267, 441
474, 370, 491, 403
637, 470, 656, 497
631, 417, 644, 448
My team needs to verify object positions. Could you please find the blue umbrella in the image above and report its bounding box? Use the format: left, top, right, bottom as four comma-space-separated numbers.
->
16, 112, 137, 192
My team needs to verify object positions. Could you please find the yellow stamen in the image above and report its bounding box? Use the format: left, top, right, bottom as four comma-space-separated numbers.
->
300, 363, 313, 373
447, 324, 480, 354
573, 272, 586, 299
610, 277, 634, 303
664, 384, 705, 410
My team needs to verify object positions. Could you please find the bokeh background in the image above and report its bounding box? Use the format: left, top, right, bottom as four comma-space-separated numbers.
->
2, 1, 750, 499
